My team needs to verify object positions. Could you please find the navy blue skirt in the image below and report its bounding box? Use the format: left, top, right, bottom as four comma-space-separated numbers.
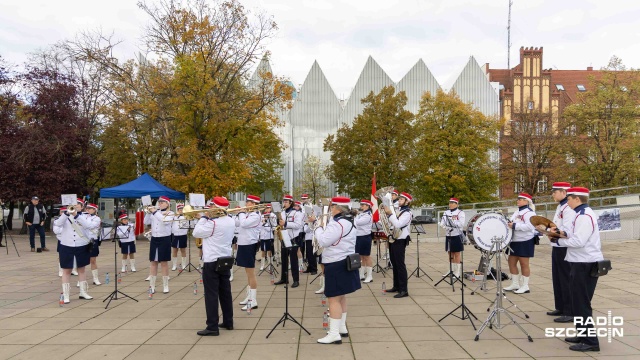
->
236, 243, 258, 268
120, 241, 136, 254
324, 259, 362, 297
59, 244, 91, 269
89, 240, 100, 257
355, 234, 373, 256
149, 235, 172, 262
260, 239, 274, 252
171, 234, 188, 248
445, 235, 464, 252
508, 238, 535, 258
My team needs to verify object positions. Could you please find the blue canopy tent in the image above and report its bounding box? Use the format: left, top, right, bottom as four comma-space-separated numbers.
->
100, 173, 185, 199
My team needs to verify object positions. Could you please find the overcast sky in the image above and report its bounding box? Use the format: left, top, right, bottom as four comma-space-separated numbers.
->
1, 0, 639, 97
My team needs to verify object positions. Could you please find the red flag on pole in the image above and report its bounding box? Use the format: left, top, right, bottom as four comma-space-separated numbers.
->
371, 173, 380, 222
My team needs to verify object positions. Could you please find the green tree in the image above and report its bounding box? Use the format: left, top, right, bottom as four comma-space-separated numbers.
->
324, 86, 414, 200
413, 90, 500, 204
562, 56, 640, 188
293, 155, 329, 202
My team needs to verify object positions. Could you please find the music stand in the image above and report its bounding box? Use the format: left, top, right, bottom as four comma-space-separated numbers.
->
434, 236, 465, 291
102, 220, 138, 309
371, 236, 387, 276
266, 273, 310, 338
177, 220, 201, 276
439, 242, 477, 329
407, 224, 432, 280
1, 218, 19, 257
258, 214, 278, 277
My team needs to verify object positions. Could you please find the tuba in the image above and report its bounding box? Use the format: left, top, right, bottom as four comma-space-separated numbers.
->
374, 186, 398, 243
195, 237, 203, 247
312, 199, 331, 255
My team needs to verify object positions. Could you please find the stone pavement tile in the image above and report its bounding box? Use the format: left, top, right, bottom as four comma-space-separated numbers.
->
346, 304, 385, 317
239, 343, 297, 360
164, 317, 206, 330
263, 306, 303, 318
381, 304, 425, 316
94, 329, 157, 345
25, 317, 84, 330
118, 318, 172, 330
1, 300, 53, 309
344, 315, 392, 328
352, 341, 413, 360
0, 308, 31, 319
196, 330, 252, 345
74, 317, 131, 330
42, 329, 111, 345
298, 343, 355, 360
144, 329, 200, 345
0, 317, 45, 329
0, 345, 32, 359
229, 316, 259, 330
616, 335, 640, 350
404, 295, 454, 305
405, 340, 472, 359
52, 307, 107, 318
593, 338, 640, 356
441, 324, 501, 341
387, 314, 438, 327
176, 307, 206, 318
456, 339, 532, 358
7, 344, 85, 360
248, 328, 301, 344
512, 337, 586, 358
66, 344, 138, 360
395, 325, 452, 341
0, 329, 63, 345
13, 307, 67, 318
419, 303, 465, 315
348, 327, 402, 342
185, 344, 244, 360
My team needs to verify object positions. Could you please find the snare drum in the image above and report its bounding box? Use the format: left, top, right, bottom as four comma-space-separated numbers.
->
466, 211, 512, 252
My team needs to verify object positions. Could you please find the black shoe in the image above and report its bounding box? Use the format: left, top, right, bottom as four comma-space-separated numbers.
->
310, 271, 317, 275
547, 309, 562, 316
386, 287, 398, 293
340, 332, 349, 338
273, 279, 288, 285
554, 316, 573, 323
0, 243, 5, 247
394, 291, 409, 298
291, 281, 299, 288
564, 337, 581, 344
569, 343, 600, 352
197, 329, 219, 336
218, 323, 234, 330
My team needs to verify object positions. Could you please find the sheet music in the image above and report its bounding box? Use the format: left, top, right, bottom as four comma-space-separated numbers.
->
271, 202, 282, 213
189, 193, 205, 207
61, 194, 77, 206
141, 195, 152, 206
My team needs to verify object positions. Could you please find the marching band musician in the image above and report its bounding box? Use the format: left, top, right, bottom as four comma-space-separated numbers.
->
550, 187, 604, 352
311, 196, 361, 344
144, 195, 174, 294
193, 197, 235, 336
294, 201, 306, 271
382, 190, 400, 262
117, 213, 137, 273
383, 192, 413, 298
505, 192, 537, 294
171, 204, 189, 271
302, 209, 317, 275
545, 182, 575, 323
83, 202, 103, 286
440, 197, 465, 279
259, 204, 277, 271
236, 195, 262, 311
230, 210, 240, 282
355, 200, 374, 283
54, 200, 95, 303
274, 194, 304, 288
54, 207, 66, 277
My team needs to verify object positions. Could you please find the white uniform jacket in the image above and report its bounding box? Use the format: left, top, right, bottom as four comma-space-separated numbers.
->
172, 214, 189, 236
388, 207, 412, 239
440, 208, 465, 237
355, 210, 373, 236
282, 207, 304, 239
79, 213, 101, 241
550, 198, 575, 247
193, 216, 235, 263
558, 204, 604, 263
314, 214, 356, 264
53, 213, 91, 247
260, 212, 277, 240
510, 206, 536, 243
144, 210, 174, 237
117, 225, 136, 243
235, 211, 261, 245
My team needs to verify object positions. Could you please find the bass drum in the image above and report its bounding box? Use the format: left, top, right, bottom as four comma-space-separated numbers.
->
466, 211, 512, 252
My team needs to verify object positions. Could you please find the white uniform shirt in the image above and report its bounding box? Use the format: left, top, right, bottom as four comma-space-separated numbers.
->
388, 207, 412, 239
235, 211, 261, 245
53, 213, 92, 247
79, 213, 101, 241
440, 208, 466, 237
355, 210, 373, 236
53, 219, 63, 241
260, 212, 277, 240
510, 206, 536, 243
551, 198, 575, 247
283, 207, 304, 238
314, 215, 356, 264
172, 214, 189, 236
144, 209, 174, 237
117, 224, 136, 243
193, 216, 235, 263
558, 205, 604, 263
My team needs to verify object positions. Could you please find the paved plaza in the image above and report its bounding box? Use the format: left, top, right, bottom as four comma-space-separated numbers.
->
0, 232, 639, 360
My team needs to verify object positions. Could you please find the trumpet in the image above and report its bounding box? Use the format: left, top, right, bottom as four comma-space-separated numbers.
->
67, 207, 77, 216
144, 205, 156, 214
226, 204, 267, 215
180, 205, 227, 220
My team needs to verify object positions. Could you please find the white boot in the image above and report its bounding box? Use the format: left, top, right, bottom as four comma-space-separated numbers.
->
62, 283, 70, 304
359, 267, 365, 280
121, 260, 127, 273
149, 275, 157, 294
318, 318, 342, 344
58, 264, 63, 277
241, 289, 258, 311
130, 259, 136, 272
181, 257, 187, 270
92, 269, 101, 285
230, 267, 234, 282
71, 268, 78, 276
163, 276, 170, 293
198, 259, 203, 270
364, 267, 373, 283
339, 312, 349, 336
514, 276, 530, 294
171, 257, 177, 271
239, 285, 251, 305
79, 281, 93, 300
315, 276, 325, 294
503, 274, 520, 291
145, 274, 151, 281
76, 281, 80, 288
259, 258, 265, 271
452, 263, 460, 278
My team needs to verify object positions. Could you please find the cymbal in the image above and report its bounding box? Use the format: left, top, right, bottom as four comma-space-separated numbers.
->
530, 215, 556, 228
536, 227, 567, 238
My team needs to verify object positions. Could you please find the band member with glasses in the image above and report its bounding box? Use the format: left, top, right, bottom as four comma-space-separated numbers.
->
505, 192, 537, 294
383, 192, 413, 298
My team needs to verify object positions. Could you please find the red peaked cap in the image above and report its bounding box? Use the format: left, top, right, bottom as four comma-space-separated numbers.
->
246, 194, 261, 203
118, 213, 128, 219
301, 194, 309, 199
158, 196, 170, 203
283, 194, 293, 201
331, 196, 350, 206
518, 192, 533, 200
552, 182, 571, 190
400, 192, 413, 202
212, 196, 229, 208
360, 199, 373, 206
449, 197, 459, 203
86, 203, 98, 210
567, 187, 590, 196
